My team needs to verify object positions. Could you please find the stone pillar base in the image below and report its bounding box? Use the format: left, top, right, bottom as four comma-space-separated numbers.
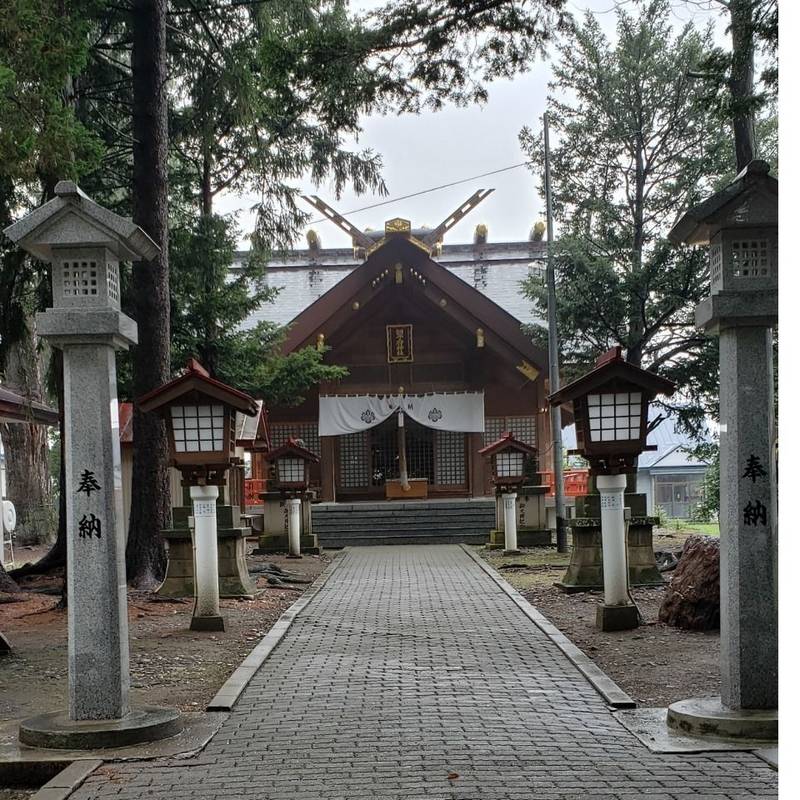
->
19, 706, 181, 750
667, 696, 777, 742
254, 533, 321, 555
189, 614, 225, 632
596, 603, 639, 631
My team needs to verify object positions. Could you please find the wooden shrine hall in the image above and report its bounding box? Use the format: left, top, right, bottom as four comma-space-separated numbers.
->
265, 193, 554, 504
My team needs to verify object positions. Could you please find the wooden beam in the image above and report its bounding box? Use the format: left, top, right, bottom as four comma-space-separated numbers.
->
301, 195, 374, 251
421, 189, 495, 248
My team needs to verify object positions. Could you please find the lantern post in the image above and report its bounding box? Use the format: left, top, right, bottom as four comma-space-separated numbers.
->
139, 359, 258, 632
549, 347, 675, 631
4, 182, 180, 748
667, 160, 777, 739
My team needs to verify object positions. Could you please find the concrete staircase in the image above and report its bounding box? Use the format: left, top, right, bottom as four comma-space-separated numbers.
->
311, 499, 495, 548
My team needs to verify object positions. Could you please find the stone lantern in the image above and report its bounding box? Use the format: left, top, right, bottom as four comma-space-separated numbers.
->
666, 160, 777, 740
550, 346, 675, 631
139, 359, 258, 630
257, 439, 320, 558
4, 181, 180, 748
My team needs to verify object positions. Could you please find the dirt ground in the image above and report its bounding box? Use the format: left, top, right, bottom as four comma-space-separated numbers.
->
0, 545, 330, 723
479, 523, 720, 708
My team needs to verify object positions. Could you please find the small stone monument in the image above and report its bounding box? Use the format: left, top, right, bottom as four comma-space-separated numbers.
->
667, 160, 777, 740
4, 182, 180, 748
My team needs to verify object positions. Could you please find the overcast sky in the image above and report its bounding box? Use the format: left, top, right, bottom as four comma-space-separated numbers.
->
217, 0, 725, 249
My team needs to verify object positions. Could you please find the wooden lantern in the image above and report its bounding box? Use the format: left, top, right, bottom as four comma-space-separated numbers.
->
138, 359, 258, 484
479, 432, 538, 489
548, 346, 676, 475
265, 438, 320, 492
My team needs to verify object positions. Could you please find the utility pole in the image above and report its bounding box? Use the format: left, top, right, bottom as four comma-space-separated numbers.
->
543, 112, 567, 553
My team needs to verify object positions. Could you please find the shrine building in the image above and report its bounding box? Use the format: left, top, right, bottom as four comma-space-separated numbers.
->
238, 195, 554, 503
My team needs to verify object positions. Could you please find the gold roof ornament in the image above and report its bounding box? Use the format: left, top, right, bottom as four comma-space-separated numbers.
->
530, 220, 546, 242
385, 217, 411, 234
306, 229, 321, 249
474, 223, 488, 244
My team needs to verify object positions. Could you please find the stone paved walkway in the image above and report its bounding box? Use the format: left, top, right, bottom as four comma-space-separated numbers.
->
74, 546, 777, 799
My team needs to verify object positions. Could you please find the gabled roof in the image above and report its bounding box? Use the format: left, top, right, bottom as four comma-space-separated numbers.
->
265, 438, 320, 464
0, 385, 59, 426
3, 181, 159, 262
669, 160, 778, 246
138, 359, 258, 416
549, 346, 676, 405
479, 431, 538, 457
280, 234, 548, 375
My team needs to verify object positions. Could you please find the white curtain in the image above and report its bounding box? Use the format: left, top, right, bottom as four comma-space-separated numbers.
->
319, 392, 484, 436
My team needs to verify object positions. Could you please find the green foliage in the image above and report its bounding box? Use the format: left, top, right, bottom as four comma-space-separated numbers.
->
519, 0, 741, 437
166, 213, 346, 406
690, 441, 720, 522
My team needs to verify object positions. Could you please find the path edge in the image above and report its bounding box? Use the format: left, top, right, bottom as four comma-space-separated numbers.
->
460, 544, 637, 710
207, 550, 349, 711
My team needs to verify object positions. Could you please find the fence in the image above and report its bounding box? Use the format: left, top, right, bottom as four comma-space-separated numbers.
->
542, 469, 589, 497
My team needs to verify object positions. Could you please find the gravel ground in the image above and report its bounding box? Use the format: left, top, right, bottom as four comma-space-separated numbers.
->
478, 525, 720, 708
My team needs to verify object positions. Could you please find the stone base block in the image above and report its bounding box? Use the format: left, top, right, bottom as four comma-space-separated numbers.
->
667, 697, 777, 742
557, 518, 663, 592
190, 614, 225, 632
19, 706, 181, 750
486, 528, 551, 550
255, 533, 321, 555
596, 603, 639, 632
158, 526, 255, 599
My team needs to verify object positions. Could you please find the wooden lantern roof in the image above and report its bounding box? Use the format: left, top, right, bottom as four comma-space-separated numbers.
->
264, 437, 320, 465
549, 347, 676, 407
138, 359, 258, 416
478, 431, 537, 458
0, 385, 59, 426
235, 400, 270, 451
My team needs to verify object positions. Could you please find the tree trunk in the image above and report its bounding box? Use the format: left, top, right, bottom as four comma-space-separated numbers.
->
127, 0, 171, 588
728, 0, 757, 170
0, 323, 53, 545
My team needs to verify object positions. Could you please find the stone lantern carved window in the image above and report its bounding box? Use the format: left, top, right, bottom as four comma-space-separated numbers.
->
106, 261, 120, 303
710, 244, 723, 289
587, 391, 641, 442
62, 260, 99, 297
731, 239, 770, 280
171, 404, 225, 452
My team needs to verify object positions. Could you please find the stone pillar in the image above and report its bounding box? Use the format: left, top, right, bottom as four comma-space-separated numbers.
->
719, 325, 777, 709
189, 484, 224, 632
502, 493, 519, 553
64, 342, 130, 719
287, 497, 302, 558
596, 474, 638, 631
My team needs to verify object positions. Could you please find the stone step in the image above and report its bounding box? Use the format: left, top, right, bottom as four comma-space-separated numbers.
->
320, 532, 490, 548
312, 513, 494, 529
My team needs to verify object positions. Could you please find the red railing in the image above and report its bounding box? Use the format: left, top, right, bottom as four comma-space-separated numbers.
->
543, 469, 589, 497
244, 478, 268, 507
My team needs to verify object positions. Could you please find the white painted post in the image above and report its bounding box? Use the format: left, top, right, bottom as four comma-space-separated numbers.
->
288, 497, 302, 558
597, 474, 628, 605
502, 492, 519, 553
190, 484, 224, 631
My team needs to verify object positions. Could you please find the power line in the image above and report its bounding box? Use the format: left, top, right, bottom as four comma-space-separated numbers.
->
307, 161, 532, 225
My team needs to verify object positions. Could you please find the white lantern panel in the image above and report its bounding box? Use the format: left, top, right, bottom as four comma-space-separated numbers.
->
171, 404, 226, 453
496, 451, 524, 478
586, 392, 643, 443
279, 457, 306, 483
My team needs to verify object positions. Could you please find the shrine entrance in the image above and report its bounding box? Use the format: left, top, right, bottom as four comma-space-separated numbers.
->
335, 415, 469, 500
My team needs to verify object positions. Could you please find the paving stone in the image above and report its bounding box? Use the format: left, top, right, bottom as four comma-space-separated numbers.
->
71, 545, 778, 799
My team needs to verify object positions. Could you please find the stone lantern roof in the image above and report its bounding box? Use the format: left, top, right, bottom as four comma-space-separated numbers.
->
478, 431, 537, 458
668, 160, 778, 246
3, 181, 159, 262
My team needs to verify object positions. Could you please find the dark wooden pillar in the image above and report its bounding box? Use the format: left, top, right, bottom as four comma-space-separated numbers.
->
320, 436, 336, 502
